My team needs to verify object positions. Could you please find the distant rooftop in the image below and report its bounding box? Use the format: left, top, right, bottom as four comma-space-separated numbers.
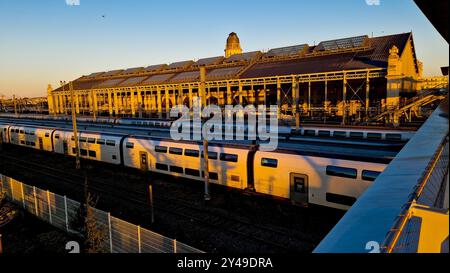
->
54, 32, 415, 92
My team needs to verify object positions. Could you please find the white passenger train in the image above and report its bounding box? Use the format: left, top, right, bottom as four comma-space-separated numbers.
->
1, 123, 387, 210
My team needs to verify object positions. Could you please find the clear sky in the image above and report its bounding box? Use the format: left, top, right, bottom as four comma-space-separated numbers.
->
0, 0, 448, 98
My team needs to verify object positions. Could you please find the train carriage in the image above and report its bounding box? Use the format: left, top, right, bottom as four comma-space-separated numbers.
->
0, 121, 395, 210
122, 137, 250, 190
7, 125, 54, 151
253, 151, 386, 210
289, 126, 415, 141
52, 129, 124, 165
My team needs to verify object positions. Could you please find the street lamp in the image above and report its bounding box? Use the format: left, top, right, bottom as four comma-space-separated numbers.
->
63, 80, 81, 170
60, 81, 68, 115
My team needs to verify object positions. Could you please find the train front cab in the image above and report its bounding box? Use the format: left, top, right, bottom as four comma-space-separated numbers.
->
0, 124, 10, 144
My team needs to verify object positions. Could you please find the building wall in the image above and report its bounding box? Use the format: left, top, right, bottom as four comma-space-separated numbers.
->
420, 76, 449, 90
386, 35, 422, 108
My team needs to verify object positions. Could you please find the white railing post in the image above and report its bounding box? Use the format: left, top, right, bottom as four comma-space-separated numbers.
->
47, 190, 52, 224
173, 239, 177, 253
108, 212, 113, 253
20, 182, 25, 209
137, 225, 141, 253
33, 186, 38, 216
64, 195, 69, 232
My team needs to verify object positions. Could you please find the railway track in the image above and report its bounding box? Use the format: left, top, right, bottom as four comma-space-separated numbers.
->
0, 151, 317, 252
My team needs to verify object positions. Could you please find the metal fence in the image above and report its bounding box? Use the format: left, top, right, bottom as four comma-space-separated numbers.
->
0, 174, 203, 253
383, 136, 449, 253
314, 101, 449, 253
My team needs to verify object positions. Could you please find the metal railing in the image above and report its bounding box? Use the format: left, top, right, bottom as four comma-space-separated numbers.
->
0, 174, 203, 253
382, 137, 449, 253
314, 100, 449, 253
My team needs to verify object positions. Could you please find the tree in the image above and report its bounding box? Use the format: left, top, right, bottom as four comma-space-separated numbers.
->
84, 193, 108, 253
69, 193, 108, 253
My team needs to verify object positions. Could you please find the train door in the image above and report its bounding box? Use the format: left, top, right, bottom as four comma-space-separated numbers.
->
63, 140, 68, 155
139, 151, 148, 172
38, 137, 43, 150
290, 173, 308, 205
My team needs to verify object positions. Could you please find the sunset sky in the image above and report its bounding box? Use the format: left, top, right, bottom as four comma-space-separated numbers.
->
0, 0, 448, 98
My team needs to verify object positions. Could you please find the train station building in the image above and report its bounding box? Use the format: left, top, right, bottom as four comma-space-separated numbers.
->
47, 32, 436, 122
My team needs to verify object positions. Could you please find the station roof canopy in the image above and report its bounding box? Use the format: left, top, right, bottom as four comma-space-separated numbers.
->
241, 33, 411, 78
54, 32, 415, 91
264, 44, 309, 58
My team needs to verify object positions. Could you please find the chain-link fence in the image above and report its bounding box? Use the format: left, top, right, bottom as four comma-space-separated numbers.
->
0, 174, 203, 253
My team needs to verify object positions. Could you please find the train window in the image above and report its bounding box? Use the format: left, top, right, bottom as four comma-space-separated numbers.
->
88, 138, 96, 144
72, 148, 77, 154
71, 136, 75, 141
26, 141, 30, 145
126, 142, 134, 149
318, 130, 331, 137
210, 172, 219, 180
45, 133, 50, 138
79, 137, 87, 143
30, 142, 35, 146
386, 133, 402, 141
55, 134, 60, 139
202, 171, 218, 180
304, 130, 316, 136
326, 166, 357, 179
80, 149, 88, 156
97, 139, 105, 145
88, 150, 96, 158
15, 129, 19, 133
185, 168, 200, 177
19, 130, 24, 134
350, 132, 364, 139
20, 140, 25, 145
24, 130, 29, 135
231, 175, 240, 182
155, 163, 168, 171
367, 133, 382, 140
169, 147, 183, 155
220, 153, 238, 162
112, 155, 117, 160
30, 132, 35, 136
155, 145, 168, 153
333, 131, 347, 138
184, 149, 199, 157
106, 140, 116, 146
362, 170, 381, 181
170, 165, 183, 174
201, 151, 218, 160
261, 158, 278, 168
